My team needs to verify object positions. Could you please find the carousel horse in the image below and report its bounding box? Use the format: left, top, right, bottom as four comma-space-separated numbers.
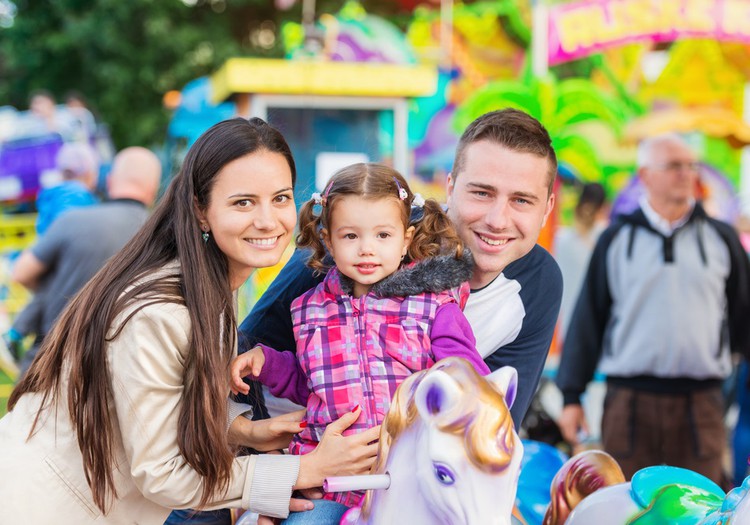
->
544, 449, 750, 525
329, 356, 524, 525
543, 449, 626, 525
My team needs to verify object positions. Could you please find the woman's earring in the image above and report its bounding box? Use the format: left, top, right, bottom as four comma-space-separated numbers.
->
202, 231, 210, 243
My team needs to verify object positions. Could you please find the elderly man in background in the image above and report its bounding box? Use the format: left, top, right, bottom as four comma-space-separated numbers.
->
557, 133, 750, 485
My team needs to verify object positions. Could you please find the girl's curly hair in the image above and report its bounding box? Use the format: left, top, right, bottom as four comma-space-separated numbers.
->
296, 163, 463, 274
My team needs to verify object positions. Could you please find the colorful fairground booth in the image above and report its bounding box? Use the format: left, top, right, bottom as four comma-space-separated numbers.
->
208, 58, 437, 207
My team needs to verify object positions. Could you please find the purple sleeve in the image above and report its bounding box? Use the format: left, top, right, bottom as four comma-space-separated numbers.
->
431, 303, 491, 375
256, 344, 310, 407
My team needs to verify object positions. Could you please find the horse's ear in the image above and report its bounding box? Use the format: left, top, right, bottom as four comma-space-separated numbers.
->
414, 369, 462, 421
487, 366, 518, 409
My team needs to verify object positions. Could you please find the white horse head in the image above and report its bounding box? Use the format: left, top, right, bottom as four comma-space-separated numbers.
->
343, 357, 523, 525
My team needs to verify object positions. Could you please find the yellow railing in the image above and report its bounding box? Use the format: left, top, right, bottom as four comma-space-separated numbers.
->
0, 213, 35, 321
0, 213, 36, 414
0, 213, 37, 252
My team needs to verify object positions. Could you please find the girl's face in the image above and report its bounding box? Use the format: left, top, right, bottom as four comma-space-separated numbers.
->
323, 195, 414, 298
198, 150, 296, 290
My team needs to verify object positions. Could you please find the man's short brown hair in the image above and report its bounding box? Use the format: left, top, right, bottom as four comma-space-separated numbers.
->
452, 108, 558, 195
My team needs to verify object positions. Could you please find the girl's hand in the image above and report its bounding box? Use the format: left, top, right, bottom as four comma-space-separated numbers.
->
295, 406, 380, 489
231, 346, 266, 395
228, 409, 306, 451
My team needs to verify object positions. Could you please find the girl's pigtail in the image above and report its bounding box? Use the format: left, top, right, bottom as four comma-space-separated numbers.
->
295, 199, 329, 274
407, 198, 464, 261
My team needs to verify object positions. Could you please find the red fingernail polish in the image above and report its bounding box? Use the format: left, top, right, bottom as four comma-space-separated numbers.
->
299, 421, 307, 428
351, 404, 360, 413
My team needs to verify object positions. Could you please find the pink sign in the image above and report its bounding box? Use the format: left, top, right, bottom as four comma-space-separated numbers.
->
548, 0, 750, 65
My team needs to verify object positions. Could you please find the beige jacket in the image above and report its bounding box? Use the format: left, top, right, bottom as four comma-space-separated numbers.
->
0, 264, 300, 524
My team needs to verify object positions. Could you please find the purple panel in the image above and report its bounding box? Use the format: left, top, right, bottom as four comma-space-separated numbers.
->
0, 133, 64, 201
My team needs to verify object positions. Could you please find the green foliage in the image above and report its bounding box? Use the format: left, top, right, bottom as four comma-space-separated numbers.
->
0, 0, 275, 148
0, 0, 412, 149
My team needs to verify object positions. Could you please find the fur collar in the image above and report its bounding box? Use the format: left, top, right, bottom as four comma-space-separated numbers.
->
331, 249, 474, 298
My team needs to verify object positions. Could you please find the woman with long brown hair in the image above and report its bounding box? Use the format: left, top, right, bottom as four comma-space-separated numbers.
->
0, 118, 378, 524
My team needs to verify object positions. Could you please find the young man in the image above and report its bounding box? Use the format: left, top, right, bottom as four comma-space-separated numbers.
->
238, 108, 562, 428
556, 134, 750, 484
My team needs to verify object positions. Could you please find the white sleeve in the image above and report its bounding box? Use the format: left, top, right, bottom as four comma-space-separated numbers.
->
228, 398, 254, 429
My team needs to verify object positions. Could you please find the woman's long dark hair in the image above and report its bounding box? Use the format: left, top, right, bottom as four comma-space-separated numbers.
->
9, 117, 296, 513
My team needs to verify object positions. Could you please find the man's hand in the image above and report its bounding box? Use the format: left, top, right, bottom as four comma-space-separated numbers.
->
256, 497, 316, 525
231, 346, 266, 395
227, 409, 306, 451
558, 404, 589, 446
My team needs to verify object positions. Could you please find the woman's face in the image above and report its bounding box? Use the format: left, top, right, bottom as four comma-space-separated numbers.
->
198, 150, 296, 290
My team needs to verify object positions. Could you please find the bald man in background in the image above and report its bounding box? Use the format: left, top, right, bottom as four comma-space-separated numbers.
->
11, 147, 162, 375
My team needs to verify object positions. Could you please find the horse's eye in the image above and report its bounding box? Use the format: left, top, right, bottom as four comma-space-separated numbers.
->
433, 463, 455, 485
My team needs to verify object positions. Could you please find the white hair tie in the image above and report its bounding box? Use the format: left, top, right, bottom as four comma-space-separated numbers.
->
311, 192, 323, 205
412, 193, 425, 208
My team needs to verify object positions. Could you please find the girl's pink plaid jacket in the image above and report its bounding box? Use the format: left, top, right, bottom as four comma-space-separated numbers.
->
256, 251, 489, 505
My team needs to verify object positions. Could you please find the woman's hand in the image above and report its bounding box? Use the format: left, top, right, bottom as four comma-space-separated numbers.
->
227, 409, 306, 451
295, 406, 380, 490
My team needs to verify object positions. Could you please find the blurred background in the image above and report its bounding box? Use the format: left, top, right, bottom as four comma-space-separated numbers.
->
2, 0, 750, 442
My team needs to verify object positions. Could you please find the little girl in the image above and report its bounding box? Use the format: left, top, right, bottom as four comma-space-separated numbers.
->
231, 163, 489, 520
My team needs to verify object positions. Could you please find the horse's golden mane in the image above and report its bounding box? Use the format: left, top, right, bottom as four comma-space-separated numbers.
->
362, 357, 515, 515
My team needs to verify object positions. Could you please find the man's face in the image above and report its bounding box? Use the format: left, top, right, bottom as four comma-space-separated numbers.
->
639, 140, 699, 208
447, 140, 554, 289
